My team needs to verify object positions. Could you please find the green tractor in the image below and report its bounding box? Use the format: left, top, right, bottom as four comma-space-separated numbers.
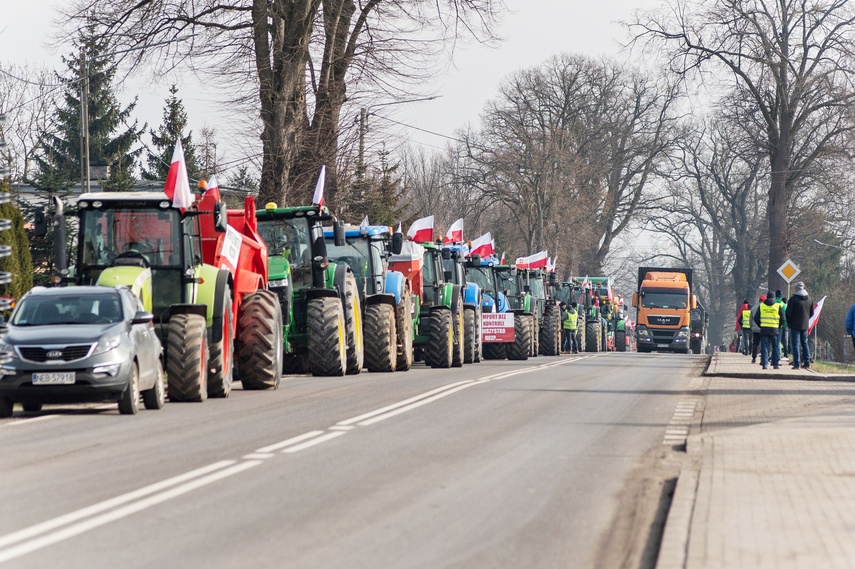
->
554, 281, 588, 352
521, 268, 561, 357
48, 189, 282, 402
493, 264, 535, 360
256, 204, 363, 377
388, 242, 465, 368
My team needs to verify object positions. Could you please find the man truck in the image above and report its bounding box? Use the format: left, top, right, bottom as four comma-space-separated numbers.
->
633, 267, 696, 354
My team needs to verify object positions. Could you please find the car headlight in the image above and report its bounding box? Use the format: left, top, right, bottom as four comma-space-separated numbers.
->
636, 326, 650, 337
93, 334, 122, 355
677, 327, 690, 339
268, 278, 289, 288
0, 341, 13, 356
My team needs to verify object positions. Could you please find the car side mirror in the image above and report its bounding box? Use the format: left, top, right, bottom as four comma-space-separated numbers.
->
213, 202, 228, 233
468, 254, 481, 266
334, 220, 346, 247
131, 311, 154, 325
391, 231, 403, 255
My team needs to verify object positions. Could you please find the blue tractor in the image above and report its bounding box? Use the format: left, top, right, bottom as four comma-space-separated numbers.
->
323, 225, 412, 373
464, 256, 514, 360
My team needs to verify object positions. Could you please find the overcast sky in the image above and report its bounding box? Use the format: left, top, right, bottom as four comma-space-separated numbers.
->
1, 0, 664, 161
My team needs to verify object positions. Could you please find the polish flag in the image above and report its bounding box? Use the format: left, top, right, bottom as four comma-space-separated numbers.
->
808, 295, 826, 335
546, 257, 554, 272
163, 140, 195, 209
360, 215, 369, 228
527, 251, 549, 269
312, 165, 326, 207
515, 257, 528, 269
468, 232, 493, 257
207, 174, 219, 191
500, 252, 506, 265
407, 215, 434, 242
444, 218, 464, 244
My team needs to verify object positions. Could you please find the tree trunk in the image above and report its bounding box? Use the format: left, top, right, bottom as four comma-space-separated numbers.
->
767, 149, 789, 292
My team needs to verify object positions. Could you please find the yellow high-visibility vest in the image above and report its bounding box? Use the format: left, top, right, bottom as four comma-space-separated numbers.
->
563, 309, 578, 330
741, 309, 751, 328
759, 303, 780, 329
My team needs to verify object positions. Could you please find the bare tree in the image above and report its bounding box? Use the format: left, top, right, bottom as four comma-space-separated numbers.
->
633, 0, 855, 291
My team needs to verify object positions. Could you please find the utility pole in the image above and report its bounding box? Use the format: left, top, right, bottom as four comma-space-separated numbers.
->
357, 108, 366, 187
79, 46, 90, 193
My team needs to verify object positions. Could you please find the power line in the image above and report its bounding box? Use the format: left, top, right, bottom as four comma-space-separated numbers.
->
371, 114, 464, 143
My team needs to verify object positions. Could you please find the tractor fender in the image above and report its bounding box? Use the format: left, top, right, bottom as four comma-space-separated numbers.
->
333, 263, 349, 303
496, 292, 510, 313
306, 288, 339, 301
429, 304, 451, 313
96, 266, 152, 312
168, 304, 208, 319
209, 270, 233, 344
195, 264, 228, 330
383, 270, 405, 305
450, 284, 463, 313
365, 293, 396, 308
463, 282, 481, 308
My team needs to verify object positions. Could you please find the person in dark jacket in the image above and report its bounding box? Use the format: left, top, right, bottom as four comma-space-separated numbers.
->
754, 290, 786, 369
785, 281, 814, 369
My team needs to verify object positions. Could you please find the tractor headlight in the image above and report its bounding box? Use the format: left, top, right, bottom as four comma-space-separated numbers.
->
268, 278, 289, 289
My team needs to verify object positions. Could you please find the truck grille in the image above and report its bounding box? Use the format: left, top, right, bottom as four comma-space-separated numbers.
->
18, 345, 94, 363
647, 315, 681, 326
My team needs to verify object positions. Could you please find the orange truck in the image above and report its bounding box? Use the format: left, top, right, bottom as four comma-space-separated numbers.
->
632, 267, 696, 354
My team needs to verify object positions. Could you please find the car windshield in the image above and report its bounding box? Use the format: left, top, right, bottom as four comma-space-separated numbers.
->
80, 207, 181, 268
465, 266, 495, 294
258, 218, 312, 270
12, 293, 123, 326
640, 290, 688, 309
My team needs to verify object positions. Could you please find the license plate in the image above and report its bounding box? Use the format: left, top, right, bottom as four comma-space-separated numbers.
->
32, 372, 76, 385
657, 344, 669, 348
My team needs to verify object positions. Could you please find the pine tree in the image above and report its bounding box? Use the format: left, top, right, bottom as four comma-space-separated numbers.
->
0, 180, 34, 309
142, 85, 199, 181
34, 25, 144, 189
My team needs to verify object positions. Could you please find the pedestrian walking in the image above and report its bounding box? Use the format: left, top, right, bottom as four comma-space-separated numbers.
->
561, 302, 579, 353
754, 290, 786, 369
845, 302, 855, 357
775, 290, 789, 358
738, 301, 752, 355
785, 282, 813, 369
750, 297, 763, 363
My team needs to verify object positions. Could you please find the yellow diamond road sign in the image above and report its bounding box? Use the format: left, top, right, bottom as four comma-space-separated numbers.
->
777, 259, 801, 283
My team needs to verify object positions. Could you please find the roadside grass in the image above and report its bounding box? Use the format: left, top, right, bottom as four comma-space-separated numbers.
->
811, 360, 855, 374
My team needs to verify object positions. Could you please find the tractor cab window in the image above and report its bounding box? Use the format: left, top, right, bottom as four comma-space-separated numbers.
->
258, 218, 312, 271
182, 217, 201, 267
496, 270, 517, 296
529, 277, 545, 300
80, 207, 181, 269
327, 238, 372, 293
441, 258, 460, 284
465, 266, 494, 295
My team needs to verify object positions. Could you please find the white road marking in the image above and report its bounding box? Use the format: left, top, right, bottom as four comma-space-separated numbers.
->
662, 398, 698, 445
337, 381, 478, 426
255, 431, 325, 453
0, 461, 261, 564
242, 453, 275, 460
282, 431, 346, 453
0, 460, 236, 550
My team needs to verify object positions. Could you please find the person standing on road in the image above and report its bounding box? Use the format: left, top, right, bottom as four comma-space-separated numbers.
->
750, 297, 763, 363
739, 301, 752, 356
561, 302, 579, 353
785, 282, 813, 369
754, 291, 786, 370
775, 290, 789, 359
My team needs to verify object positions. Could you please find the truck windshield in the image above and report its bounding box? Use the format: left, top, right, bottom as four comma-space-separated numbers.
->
80, 207, 181, 268
258, 218, 312, 271
641, 291, 688, 309
465, 266, 494, 294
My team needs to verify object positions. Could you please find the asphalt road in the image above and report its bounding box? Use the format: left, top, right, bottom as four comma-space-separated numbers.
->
0, 352, 702, 569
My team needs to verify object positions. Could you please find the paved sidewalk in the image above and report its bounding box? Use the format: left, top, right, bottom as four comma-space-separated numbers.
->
706, 351, 855, 381
657, 353, 855, 569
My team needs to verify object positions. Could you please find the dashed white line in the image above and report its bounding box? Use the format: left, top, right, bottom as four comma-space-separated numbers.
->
282, 431, 346, 453
255, 431, 325, 453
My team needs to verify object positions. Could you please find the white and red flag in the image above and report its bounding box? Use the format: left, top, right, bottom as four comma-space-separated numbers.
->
468, 232, 494, 257
514, 256, 528, 268
163, 140, 195, 209
527, 251, 549, 269
444, 218, 464, 244
407, 215, 434, 242
500, 252, 506, 265
808, 295, 827, 335
207, 174, 219, 192
312, 165, 326, 207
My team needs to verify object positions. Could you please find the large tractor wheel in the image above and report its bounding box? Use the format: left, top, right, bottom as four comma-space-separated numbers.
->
463, 308, 477, 364
208, 292, 234, 398
540, 305, 561, 356
615, 330, 627, 352
482, 342, 507, 360
343, 273, 364, 375
395, 295, 414, 372
308, 297, 347, 376
507, 314, 532, 361
473, 309, 483, 363
167, 313, 208, 402
364, 303, 397, 373
530, 314, 540, 357
585, 322, 602, 353
576, 329, 585, 353
451, 305, 465, 368
236, 290, 283, 390
426, 309, 453, 369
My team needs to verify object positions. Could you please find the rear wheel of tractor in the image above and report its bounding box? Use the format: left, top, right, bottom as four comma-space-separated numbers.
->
615, 330, 627, 352
576, 330, 585, 352
451, 305, 464, 368
237, 290, 283, 390
463, 308, 477, 364
308, 297, 347, 376
482, 342, 506, 360
473, 309, 483, 363
208, 293, 234, 398
395, 295, 414, 372
343, 273, 364, 375
507, 314, 531, 360
541, 306, 560, 356
167, 313, 208, 402
426, 309, 453, 369
585, 322, 601, 353
530, 314, 539, 357
142, 361, 166, 410
118, 362, 140, 415
364, 303, 396, 373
